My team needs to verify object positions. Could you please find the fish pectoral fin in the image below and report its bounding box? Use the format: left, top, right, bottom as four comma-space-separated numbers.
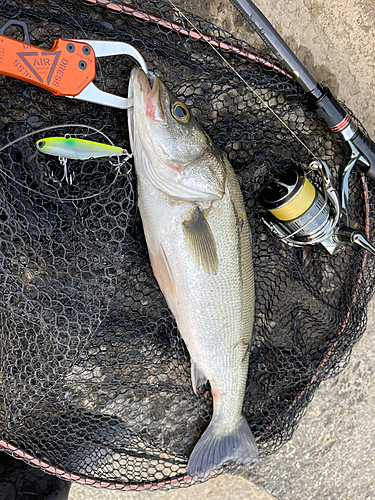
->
191, 359, 208, 395
182, 206, 218, 274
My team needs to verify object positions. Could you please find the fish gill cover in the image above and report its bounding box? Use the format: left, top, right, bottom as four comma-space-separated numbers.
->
0, 0, 373, 490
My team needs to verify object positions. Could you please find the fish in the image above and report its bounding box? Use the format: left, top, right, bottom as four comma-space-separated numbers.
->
36, 136, 129, 160
127, 67, 258, 478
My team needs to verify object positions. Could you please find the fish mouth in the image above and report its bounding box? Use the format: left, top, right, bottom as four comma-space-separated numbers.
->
128, 68, 164, 148
129, 67, 152, 98
129, 68, 164, 121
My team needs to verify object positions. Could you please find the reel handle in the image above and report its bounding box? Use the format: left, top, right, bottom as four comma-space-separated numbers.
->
333, 226, 375, 256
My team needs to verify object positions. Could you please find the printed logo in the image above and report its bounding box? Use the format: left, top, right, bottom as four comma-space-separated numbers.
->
16, 51, 62, 85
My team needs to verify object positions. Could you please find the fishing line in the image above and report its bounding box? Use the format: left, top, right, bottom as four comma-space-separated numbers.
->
166, 0, 319, 160
0, 123, 132, 202
50, 0, 90, 39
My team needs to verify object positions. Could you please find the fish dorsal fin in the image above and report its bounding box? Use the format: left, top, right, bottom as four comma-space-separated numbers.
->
191, 359, 208, 395
182, 206, 218, 274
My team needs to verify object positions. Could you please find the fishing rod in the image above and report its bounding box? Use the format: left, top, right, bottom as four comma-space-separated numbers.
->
230, 0, 375, 255
230, 0, 375, 180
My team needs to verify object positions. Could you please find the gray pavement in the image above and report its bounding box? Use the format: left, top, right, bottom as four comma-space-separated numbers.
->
69, 0, 375, 498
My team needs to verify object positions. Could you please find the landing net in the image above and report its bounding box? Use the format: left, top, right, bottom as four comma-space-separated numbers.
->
0, 0, 373, 490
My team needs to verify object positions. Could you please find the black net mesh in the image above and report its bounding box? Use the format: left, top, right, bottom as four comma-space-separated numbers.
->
0, 0, 374, 491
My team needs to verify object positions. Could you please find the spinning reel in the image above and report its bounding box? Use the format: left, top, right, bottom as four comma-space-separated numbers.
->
230, 0, 375, 256
260, 142, 375, 255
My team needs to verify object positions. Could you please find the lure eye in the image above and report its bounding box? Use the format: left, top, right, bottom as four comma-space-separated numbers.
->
37, 140, 46, 149
171, 102, 190, 123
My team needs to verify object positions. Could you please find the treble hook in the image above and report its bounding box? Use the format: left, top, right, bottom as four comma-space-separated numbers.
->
58, 156, 73, 185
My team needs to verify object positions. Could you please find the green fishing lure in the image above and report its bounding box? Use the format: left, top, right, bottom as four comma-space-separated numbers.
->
36, 136, 128, 160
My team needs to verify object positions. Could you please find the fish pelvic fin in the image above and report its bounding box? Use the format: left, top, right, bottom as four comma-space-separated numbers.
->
187, 415, 258, 479
191, 359, 208, 395
182, 206, 218, 274
148, 243, 176, 301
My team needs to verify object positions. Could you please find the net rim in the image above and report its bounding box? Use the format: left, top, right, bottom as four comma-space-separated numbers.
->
84, 0, 293, 77
0, 0, 371, 490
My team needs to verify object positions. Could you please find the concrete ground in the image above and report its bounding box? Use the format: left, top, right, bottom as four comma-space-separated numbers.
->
69, 0, 375, 498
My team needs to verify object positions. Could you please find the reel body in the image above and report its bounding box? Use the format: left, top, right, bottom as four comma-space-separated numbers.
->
260, 158, 375, 255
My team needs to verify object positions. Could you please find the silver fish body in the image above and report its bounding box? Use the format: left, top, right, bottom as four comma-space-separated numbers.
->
128, 68, 258, 477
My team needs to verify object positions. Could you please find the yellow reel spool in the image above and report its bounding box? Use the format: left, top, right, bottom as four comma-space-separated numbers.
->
269, 176, 316, 222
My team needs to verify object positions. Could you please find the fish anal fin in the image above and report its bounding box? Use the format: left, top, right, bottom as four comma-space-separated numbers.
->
148, 243, 175, 301
191, 359, 208, 395
187, 415, 258, 479
182, 206, 218, 274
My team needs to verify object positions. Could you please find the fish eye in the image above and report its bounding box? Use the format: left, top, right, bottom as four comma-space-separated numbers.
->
37, 140, 46, 149
171, 102, 190, 123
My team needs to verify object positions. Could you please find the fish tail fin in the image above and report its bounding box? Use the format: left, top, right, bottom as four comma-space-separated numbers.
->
187, 415, 258, 479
